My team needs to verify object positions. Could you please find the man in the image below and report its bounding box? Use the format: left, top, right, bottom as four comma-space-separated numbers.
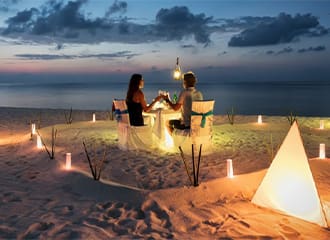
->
165, 71, 203, 133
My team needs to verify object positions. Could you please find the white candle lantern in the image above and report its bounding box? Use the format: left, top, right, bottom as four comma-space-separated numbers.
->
31, 123, 36, 135
320, 120, 324, 130
319, 143, 326, 159
65, 153, 72, 170
227, 159, 234, 178
92, 113, 96, 122
37, 135, 42, 149
257, 115, 262, 124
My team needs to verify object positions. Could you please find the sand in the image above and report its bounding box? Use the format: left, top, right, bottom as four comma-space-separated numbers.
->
0, 106, 329, 239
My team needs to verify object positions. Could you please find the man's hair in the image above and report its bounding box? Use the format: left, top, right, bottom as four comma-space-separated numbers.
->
183, 71, 197, 87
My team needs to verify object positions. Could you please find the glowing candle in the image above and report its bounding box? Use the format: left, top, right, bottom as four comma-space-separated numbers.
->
31, 123, 36, 135
320, 120, 324, 130
257, 115, 262, 124
93, 113, 96, 122
227, 159, 234, 178
37, 135, 42, 149
65, 153, 71, 170
319, 143, 326, 159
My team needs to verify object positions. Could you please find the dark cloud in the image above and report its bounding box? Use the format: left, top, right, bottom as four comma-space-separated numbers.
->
15, 53, 74, 60
3, 0, 111, 36
55, 43, 64, 50
15, 51, 139, 60
228, 13, 320, 47
105, 0, 127, 17
1, 1, 327, 48
265, 47, 293, 55
218, 51, 227, 56
277, 47, 294, 54
181, 44, 195, 48
1, 1, 213, 45
266, 45, 325, 55
298, 45, 326, 53
154, 6, 213, 45
306, 25, 328, 37
266, 50, 275, 55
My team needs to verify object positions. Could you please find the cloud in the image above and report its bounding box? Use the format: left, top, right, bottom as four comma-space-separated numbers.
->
0, 1, 327, 48
0, 0, 20, 12
55, 43, 64, 50
265, 46, 293, 55
15, 54, 74, 60
15, 51, 139, 60
277, 47, 294, 54
105, 0, 127, 17
1, 2, 214, 45
228, 13, 321, 47
266, 45, 326, 55
181, 44, 195, 48
298, 45, 326, 53
3, 0, 111, 36
153, 6, 213, 45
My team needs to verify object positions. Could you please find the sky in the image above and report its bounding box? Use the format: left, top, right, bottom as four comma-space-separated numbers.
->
0, 0, 329, 83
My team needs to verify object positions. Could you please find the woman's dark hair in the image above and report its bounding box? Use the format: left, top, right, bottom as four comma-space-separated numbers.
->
126, 73, 142, 101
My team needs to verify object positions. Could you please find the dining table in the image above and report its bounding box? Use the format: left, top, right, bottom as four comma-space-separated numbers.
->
143, 106, 181, 151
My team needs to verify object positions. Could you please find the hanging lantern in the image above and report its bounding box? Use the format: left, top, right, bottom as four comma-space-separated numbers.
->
173, 57, 182, 80
257, 115, 262, 124
92, 113, 96, 122
320, 120, 324, 130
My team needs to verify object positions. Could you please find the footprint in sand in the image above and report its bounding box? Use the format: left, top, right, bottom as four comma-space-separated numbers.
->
107, 207, 122, 219
137, 165, 148, 175
19, 221, 55, 239
279, 222, 301, 238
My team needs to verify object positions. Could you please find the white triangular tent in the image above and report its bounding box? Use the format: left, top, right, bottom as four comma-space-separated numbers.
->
252, 121, 328, 227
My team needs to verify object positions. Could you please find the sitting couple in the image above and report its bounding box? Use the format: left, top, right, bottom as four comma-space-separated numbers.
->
126, 72, 203, 133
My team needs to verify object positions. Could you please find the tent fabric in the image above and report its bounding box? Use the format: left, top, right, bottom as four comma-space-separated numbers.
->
252, 121, 328, 227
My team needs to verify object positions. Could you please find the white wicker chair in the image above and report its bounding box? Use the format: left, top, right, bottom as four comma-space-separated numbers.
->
173, 100, 215, 154
113, 99, 154, 150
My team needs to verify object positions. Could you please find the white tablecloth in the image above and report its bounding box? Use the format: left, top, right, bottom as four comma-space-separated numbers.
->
144, 108, 181, 151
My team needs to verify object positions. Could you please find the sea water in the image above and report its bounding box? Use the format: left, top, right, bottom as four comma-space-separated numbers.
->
0, 77, 330, 116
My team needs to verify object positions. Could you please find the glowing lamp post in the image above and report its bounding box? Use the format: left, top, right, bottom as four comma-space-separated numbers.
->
173, 57, 182, 80
257, 115, 262, 124
319, 143, 326, 159
37, 135, 42, 149
65, 153, 72, 170
320, 120, 324, 130
92, 113, 96, 122
227, 159, 234, 178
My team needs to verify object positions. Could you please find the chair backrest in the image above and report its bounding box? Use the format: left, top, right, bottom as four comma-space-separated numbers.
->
190, 100, 215, 142
113, 99, 130, 125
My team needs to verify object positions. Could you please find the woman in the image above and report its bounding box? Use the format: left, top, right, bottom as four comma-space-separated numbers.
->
126, 73, 163, 126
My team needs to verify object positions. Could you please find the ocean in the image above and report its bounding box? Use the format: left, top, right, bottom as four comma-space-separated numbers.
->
1, 78, 330, 117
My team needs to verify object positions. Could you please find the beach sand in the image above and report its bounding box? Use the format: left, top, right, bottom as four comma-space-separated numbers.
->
0, 107, 329, 239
